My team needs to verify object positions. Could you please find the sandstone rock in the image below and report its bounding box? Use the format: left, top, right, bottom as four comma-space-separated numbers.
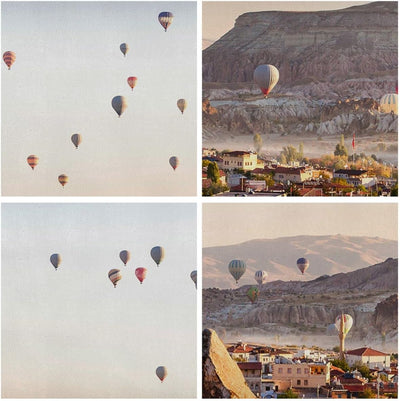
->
203, 328, 256, 398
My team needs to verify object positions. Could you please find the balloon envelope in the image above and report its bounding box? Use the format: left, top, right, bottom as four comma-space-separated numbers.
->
326, 323, 339, 336
156, 366, 167, 382
127, 76, 137, 91
169, 156, 179, 170
247, 286, 259, 303
135, 267, 147, 284
228, 259, 246, 283
254, 64, 279, 97
71, 134, 82, 149
50, 253, 61, 270
190, 270, 197, 288
119, 250, 130, 266
335, 314, 353, 335
108, 269, 122, 288
120, 43, 129, 56
254, 270, 268, 285
112, 96, 127, 117
177, 99, 187, 114
27, 155, 39, 170
297, 257, 309, 274
380, 93, 398, 115
151, 246, 165, 266
58, 174, 69, 187
158, 12, 173, 31
3, 51, 16, 70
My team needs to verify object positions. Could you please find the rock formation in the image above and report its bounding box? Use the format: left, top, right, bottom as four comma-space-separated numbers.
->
203, 328, 256, 398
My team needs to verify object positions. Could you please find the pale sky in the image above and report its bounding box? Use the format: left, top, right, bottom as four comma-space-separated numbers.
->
203, 203, 398, 247
2, 203, 197, 398
2, 2, 197, 196
203, 1, 373, 47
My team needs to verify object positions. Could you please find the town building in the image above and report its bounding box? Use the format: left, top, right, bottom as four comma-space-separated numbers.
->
333, 169, 376, 188
221, 151, 264, 171
237, 362, 262, 396
273, 166, 313, 184
345, 347, 391, 369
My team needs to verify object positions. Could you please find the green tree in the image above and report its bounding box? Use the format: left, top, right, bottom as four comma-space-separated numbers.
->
298, 142, 304, 159
278, 388, 298, 398
359, 387, 375, 398
331, 359, 350, 372
207, 162, 220, 184
351, 361, 372, 380
279, 145, 301, 163
334, 134, 348, 157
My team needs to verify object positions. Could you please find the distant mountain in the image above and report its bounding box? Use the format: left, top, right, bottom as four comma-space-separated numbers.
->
203, 235, 397, 289
203, 258, 398, 351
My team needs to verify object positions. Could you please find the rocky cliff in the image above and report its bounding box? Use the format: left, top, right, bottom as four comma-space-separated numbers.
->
203, 328, 256, 398
202, 2, 398, 142
203, 258, 398, 351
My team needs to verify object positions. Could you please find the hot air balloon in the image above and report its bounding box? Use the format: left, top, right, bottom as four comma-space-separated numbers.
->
326, 323, 339, 336
177, 99, 187, 114
151, 246, 164, 266
380, 93, 398, 115
254, 270, 268, 286
3, 51, 16, 70
228, 259, 246, 284
158, 12, 173, 32
58, 174, 69, 187
247, 286, 259, 303
112, 96, 127, 117
335, 314, 353, 335
135, 267, 147, 284
254, 64, 279, 97
120, 43, 129, 57
71, 134, 82, 149
169, 156, 178, 170
27, 155, 39, 170
50, 253, 61, 271
297, 258, 309, 275
127, 76, 137, 91
156, 366, 167, 382
119, 250, 130, 266
108, 269, 122, 288
190, 270, 197, 289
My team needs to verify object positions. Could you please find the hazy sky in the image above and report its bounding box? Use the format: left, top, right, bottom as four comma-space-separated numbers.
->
203, 1, 372, 46
2, 203, 197, 398
2, 2, 196, 196
203, 203, 398, 247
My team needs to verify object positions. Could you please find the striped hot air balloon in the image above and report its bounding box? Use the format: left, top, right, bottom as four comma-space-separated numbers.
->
177, 99, 187, 114
111, 96, 127, 117
120, 43, 129, 57
27, 155, 39, 170
58, 174, 69, 187
119, 250, 130, 266
151, 246, 165, 266
108, 269, 122, 288
254, 64, 279, 97
254, 270, 268, 286
135, 267, 147, 284
50, 253, 61, 271
190, 270, 197, 289
335, 314, 353, 336
71, 134, 82, 149
228, 259, 246, 284
296, 257, 309, 275
127, 76, 137, 91
3, 51, 16, 70
169, 156, 179, 171
380, 93, 398, 115
158, 12, 173, 31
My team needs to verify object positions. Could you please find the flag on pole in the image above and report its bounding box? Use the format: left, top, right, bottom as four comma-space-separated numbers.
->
352, 132, 355, 150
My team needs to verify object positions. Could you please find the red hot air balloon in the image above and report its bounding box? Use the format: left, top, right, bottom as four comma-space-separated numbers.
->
127, 76, 137, 91
135, 267, 147, 284
3, 51, 16, 70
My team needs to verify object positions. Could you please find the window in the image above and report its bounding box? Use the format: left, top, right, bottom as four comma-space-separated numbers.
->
287, 368, 292, 374
278, 368, 283, 374
297, 368, 301, 374
297, 380, 301, 386
304, 368, 309, 374
304, 380, 308, 386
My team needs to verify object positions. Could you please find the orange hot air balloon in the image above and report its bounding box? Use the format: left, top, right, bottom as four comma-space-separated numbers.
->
127, 77, 137, 91
58, 174, 69, 187
3, 51, 16, 70
27, 155, 39, 170
135, 267, 147, 284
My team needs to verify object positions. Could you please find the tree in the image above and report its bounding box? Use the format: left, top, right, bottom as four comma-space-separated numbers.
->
331, 359, 350, 372
359, 387, 375, 398
253, 133, 263, 154
298, 142, 304, 160
352, 361, 372, 380
279, 145, 301, 164
278, 388, 298, 398
207, 162, 220, 183
334, 134, 348, 157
